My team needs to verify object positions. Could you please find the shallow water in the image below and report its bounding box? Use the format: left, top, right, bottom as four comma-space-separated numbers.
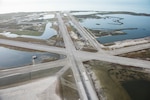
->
75, 12, 150, 44
0, 46, 61, 69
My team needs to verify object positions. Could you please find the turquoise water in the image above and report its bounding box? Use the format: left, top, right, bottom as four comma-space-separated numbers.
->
76, 12, 150, 44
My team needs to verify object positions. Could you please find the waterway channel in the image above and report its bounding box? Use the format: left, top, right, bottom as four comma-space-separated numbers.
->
22, 22, 57, 39
0, 22, 57, 40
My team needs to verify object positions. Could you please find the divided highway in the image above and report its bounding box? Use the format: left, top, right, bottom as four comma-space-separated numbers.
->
0, 12, 150, 100
0, 59, 66, 78
66, 12, 105, 53
57, 13, 99, 100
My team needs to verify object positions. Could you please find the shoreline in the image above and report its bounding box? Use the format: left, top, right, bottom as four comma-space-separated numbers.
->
101, 37, 150, 50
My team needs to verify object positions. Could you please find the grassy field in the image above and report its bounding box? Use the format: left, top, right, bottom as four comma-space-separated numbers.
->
60, 69, 80, 100
10, 30, 43, 36
84, 60, 150, 100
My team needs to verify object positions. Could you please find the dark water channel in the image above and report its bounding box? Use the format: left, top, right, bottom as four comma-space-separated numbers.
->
84, 60, 150, 100
0, 46, 62, 69
122, 80, 150, 100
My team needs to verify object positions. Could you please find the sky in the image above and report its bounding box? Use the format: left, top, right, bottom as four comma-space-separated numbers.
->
0, 0, 150, 14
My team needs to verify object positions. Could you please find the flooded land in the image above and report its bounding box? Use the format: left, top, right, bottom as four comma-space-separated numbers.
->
0, 12, 64, 47
84, 60, 150, 100
0, 45, 64, 69
72, 11, 150, 45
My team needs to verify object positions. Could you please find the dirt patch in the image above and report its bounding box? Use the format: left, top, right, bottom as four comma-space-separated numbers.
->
119, 49, 150, 61
0, 67, 63, 89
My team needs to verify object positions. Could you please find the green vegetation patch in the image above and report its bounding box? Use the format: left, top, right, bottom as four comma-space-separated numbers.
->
10, 30, 43, 36
84, 60, 150, 100
60, 69, 80, 100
